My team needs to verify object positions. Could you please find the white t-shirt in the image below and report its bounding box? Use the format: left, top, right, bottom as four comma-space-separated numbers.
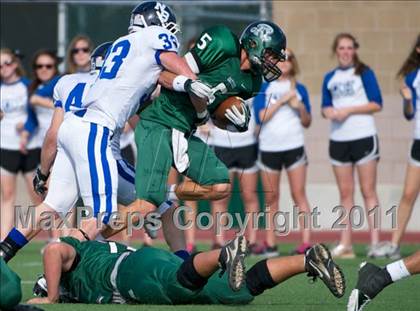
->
322, 66, 382, 142
83, 26, 179, 132
0, 78, 29, 150
254, 79, 311, 152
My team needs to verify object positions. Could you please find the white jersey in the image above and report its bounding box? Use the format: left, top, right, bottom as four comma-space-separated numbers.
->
405, 68, 420, 139
53, 71, 97, 115
254, 80, 311, 152
83, 26, 179, 131
209, 99, 257, 148
0, 78, 29, 150
322, 66, 382, 142
54, 72, 131, 161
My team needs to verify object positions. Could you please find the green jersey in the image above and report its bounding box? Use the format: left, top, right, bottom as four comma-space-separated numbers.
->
140, 25, 262, 133
59, 237, 133, 304
57, 239, 254, 305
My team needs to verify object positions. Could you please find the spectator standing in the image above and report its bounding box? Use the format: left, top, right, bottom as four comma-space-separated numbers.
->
321, 33, 383, 258
65, 35, 93, 74
376, 34, 420, 259
0, 48, 38, 239
254, 48, 312, 256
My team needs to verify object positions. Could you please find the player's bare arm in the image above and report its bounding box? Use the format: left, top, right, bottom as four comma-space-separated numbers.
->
29, 94, 54, 109
400, 80, 414, 119
27, 242, 76, 304
158, 61, 213, 116
33, 107, 64, 196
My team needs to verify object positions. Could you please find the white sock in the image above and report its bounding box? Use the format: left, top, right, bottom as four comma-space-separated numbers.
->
386, 260, 411, 282
167, 184, 179, 201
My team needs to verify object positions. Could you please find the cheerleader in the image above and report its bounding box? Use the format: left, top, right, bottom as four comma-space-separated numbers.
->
322, 33, 383, 258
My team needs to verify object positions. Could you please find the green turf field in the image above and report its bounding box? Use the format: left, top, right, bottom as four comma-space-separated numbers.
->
9, 242, 420, 311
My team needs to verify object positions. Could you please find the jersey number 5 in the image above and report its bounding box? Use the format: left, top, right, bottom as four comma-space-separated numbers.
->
100, 40, 131, 80
196, 33, 212, 50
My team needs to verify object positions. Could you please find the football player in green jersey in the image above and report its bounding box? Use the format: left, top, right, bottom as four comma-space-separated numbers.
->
28, 237, 345, 305
105, 21, 288, 236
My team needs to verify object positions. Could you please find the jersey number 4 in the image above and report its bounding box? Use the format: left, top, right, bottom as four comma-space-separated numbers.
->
65, 82, 86, 112
100, 40, 131, 80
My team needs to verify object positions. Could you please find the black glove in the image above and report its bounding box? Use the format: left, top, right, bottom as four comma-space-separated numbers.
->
33, 168, 49, 195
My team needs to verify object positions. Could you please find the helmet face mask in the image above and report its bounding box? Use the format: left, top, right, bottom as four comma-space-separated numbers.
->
128, 1, 180, 34
90, 41, 113, 73
261, 48, 284, 82
240, 21, 287, 82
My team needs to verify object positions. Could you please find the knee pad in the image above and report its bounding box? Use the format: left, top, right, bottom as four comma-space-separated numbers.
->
246, 259, 277, 296
176, 253, 208, 291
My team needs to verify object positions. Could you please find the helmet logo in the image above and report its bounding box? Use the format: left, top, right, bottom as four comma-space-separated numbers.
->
155, 2, 170, 23
250, 24, 274, 42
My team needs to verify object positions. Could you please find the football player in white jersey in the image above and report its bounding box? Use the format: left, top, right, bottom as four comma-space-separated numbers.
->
0, 1, 213, 262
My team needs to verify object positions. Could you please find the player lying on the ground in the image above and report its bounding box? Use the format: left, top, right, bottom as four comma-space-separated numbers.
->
27, 237, 345, 305
347, 250, 420, 311
103, 20, 289, 237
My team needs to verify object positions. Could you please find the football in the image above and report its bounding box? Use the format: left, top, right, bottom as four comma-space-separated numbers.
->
212, 96, 245, 129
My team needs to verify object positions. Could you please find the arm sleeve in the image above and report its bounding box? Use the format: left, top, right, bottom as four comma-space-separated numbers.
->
296, 82, 311, 114
35, 76, 60, 98
21, 77, 31, 87
53, 79, 64, 108
148, 27, 179, 66
253, 82, 269, 125
361, 68, 383, 106
321, 71, 334, 108
23, 104, 38, 133
186, 26, 240, 74
404, 70, 418, 120
22, 78, 38, 133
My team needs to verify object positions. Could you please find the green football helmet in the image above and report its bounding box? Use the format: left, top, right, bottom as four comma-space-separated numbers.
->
240, 21, 287, 82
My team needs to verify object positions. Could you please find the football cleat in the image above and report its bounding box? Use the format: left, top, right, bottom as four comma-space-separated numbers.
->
218, 235, 248, 292
305, 244, 346, 298
348, 287, 371, 311
347, 262, 393, 311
